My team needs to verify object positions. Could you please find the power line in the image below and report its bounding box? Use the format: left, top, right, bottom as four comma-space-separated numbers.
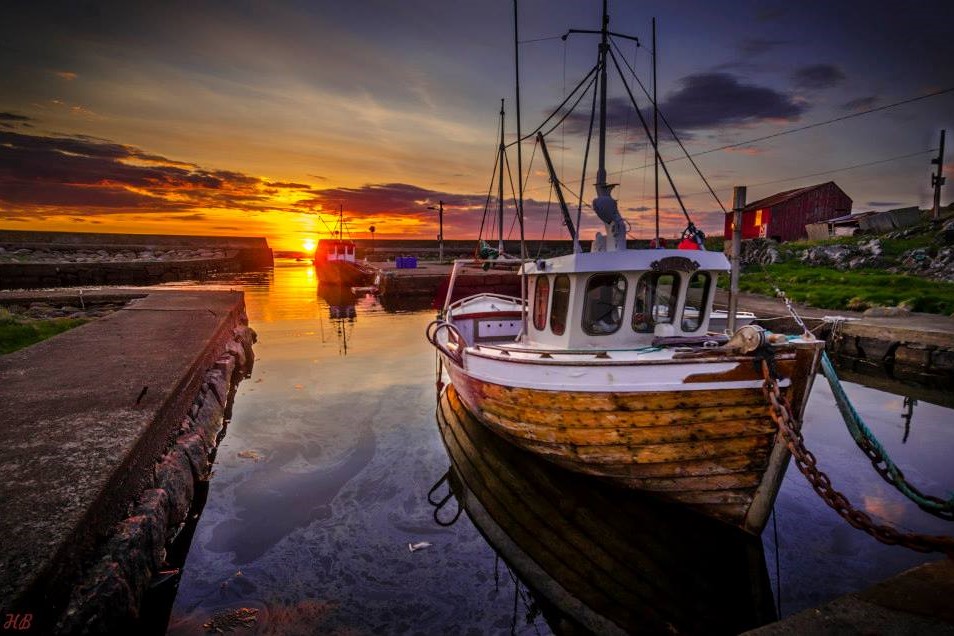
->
604, 87, 954, 181
690, 87, 954, 159
664, 148, 936, 206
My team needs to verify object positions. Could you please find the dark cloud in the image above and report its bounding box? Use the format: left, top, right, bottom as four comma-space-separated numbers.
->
0, 112, 32, 122
840, 95, 879, 112
658, 73, 806, 132
0, 129, 275, 214
267, 181, 312, 189
792, 64, 845, 90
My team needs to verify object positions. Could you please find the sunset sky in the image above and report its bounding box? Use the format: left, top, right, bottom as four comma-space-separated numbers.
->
2, 0, 952, 252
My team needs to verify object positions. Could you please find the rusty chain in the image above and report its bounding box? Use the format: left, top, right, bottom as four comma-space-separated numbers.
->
759, 359, 954, 556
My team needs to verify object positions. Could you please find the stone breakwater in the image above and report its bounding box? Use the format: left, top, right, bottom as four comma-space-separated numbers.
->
56, 324, 256, 634
0, 230, 274, 288
0, 246, 231, 263
0, 247, 242, 288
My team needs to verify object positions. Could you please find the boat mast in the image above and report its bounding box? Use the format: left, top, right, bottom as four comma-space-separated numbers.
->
653, 17, 660, 246
591, 0, 626, 251
514, 0, 526, 261
498, 98, 506, 256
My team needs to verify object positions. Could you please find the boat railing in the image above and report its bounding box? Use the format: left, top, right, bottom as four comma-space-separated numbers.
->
426, 319, 465, 366
446, 292, 525, 314
441, 258, 525, 316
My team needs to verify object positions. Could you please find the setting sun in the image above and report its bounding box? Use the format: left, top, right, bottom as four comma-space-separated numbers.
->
302, 239, 316, 254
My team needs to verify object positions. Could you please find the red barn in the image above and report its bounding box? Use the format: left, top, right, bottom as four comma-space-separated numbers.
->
723, 181, 852, 242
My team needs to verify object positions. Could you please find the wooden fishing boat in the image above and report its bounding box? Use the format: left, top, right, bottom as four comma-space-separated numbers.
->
436, 384, 776, 634
313, 207, 374, 286
426, 2, 824, 535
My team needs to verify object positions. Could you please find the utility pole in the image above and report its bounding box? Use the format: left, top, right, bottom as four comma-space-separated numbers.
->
727, 186, 746, 334
932, 129, 946, 222
427, 201, 444, 262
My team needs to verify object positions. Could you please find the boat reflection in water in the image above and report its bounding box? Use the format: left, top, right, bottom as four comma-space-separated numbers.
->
436, 385, 776, 635
317, 283, 357, 355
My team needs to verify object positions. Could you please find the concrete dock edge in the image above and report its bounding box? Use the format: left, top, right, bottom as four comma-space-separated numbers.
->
0, 289, 256, 633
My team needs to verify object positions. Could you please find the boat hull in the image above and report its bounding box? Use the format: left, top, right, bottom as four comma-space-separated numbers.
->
437, 383, 776, 634
314, 260, 374, 286
442, 342, 821, 534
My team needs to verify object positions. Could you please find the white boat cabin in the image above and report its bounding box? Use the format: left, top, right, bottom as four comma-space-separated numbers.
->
316, 239, 357, 264
521, 248, 731, 349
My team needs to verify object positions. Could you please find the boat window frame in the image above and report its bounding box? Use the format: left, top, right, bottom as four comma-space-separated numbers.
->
549, 274, 571, 335
681, 271, 712, 332
581, 272, 628, 336
532, 275, 550, 331
632, 271, 680, 333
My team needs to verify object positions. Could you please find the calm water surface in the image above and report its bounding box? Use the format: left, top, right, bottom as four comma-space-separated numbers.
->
164, 260, 952, 634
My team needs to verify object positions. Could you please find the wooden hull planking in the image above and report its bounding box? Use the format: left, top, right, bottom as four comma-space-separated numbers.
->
436, 384, 776, 634
314, 260, 374, 286
444, 342, 821, 533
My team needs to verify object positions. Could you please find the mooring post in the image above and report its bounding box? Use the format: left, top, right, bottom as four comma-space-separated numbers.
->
728, 186, 746, 333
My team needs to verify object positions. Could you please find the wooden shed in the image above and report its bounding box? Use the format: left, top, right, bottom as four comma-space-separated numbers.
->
723, 181, 852, 243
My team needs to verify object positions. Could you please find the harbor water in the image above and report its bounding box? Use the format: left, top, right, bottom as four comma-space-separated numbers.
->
163, 259, 952, 634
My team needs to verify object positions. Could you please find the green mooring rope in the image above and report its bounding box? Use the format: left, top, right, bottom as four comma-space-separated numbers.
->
820, 350, 954, 518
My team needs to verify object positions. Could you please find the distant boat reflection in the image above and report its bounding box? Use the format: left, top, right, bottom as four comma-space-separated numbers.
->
435, 385, 777, 635
318, 283, 356, 356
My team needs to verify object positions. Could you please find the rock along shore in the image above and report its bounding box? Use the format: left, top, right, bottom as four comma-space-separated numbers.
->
0, 288, 256, 633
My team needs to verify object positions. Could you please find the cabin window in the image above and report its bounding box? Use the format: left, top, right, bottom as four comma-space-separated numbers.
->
582, 273, 627, 335
532, 276, 550, 330
550, 275, 570, 335
632, 272, 678, 333
681, 271, 711, 332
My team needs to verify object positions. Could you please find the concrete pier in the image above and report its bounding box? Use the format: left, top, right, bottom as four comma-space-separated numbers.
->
0, 288, 255, 632
746, 559, 954, 635
714, 290, 954, 391
374, 261, 520, 308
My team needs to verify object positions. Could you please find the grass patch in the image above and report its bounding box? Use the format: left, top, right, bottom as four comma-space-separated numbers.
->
0, 308, 88, 354
736, 264, 954, 314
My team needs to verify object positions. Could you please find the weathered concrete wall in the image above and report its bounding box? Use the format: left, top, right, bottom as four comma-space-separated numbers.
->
55, 326, 256, 634
0, 290, 255, 633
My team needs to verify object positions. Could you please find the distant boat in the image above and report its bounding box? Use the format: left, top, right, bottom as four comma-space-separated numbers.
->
314, 206, 374, 286
436, 384, 776, 634
426, 2, 823, 535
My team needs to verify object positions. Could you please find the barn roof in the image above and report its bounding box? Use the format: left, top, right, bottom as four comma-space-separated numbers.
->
742, 181, 844, 212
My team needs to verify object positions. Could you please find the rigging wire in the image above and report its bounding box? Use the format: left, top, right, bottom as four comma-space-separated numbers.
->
477, 140, 503, 253
536, 181, 554, 259
616, 38, 639, 201
608, 46, 692, 223
611, 37, 727, 212
518, 34, 564, 44
608, 52, 953, 178
506, 64, 599, 147
576, 50, 601, 240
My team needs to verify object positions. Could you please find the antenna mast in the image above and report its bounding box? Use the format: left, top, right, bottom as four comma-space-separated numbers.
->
498, 98, 506, 255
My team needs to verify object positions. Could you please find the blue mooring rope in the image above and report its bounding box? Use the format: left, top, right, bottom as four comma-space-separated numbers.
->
820, 350, 954, 516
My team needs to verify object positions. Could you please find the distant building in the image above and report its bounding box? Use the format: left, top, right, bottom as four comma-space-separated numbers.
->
723, 181, 852, 243
804, 206, 922, 240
